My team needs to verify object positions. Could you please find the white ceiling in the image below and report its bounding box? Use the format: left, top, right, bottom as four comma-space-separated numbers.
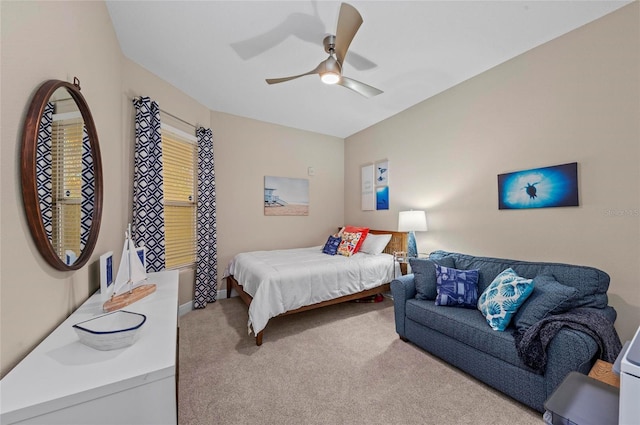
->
106, 1, 630, 138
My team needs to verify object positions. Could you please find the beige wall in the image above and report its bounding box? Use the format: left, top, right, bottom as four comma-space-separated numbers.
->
345, 3, 640, 342
122, 62, 345, 304
1, 1, 125, 376
212, 110, 344, 289
1, 0, 344, 377
2, 0, 636, 379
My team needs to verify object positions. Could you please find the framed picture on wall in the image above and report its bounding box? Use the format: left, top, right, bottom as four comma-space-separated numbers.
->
99, 251, 114, 296
498, 162, 579, 209
375, 160, 389, 186
264, 176, 309, 216
136, 247, 146, 272
361, 164, 375, 211
376, 186, 389, 210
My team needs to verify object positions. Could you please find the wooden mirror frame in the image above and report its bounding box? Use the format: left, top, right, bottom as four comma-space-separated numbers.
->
21, 79, 103, 271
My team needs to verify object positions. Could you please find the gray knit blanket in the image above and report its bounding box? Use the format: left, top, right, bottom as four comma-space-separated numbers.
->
513, 308, 622, 374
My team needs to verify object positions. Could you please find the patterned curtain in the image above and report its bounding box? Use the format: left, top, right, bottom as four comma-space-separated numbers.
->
80, 125, 94, 251
36, 102, 54, 242
132, 97, 165, 272
194, 127, 217, 308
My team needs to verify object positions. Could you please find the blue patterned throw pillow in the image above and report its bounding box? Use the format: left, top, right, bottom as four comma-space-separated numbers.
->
322, 235, 341, 255
478, 268, 535, 331
434, 265, 479, 308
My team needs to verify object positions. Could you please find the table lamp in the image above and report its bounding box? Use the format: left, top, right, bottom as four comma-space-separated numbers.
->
398, 210, 427, 258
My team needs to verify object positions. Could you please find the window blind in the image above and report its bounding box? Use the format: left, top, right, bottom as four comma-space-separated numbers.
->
51, 115, 83, 259
161, 128, 196, 269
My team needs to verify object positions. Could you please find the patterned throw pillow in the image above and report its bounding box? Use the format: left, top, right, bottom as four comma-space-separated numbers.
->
337, 231, 364, 257
478, 268, 535, 331
336, 226, 369, 257
434, 265, 480, 308
322, 235, 341, 255
344, 226, 369, 252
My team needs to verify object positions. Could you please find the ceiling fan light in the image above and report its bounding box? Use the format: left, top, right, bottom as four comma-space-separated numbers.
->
321, 72, 340, 85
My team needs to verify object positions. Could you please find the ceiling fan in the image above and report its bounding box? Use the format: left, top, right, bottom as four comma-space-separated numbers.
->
265, 3, 382, 98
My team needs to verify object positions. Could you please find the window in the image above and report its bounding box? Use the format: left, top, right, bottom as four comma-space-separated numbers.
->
161, 124, 197, 269
51, 112, 83, 259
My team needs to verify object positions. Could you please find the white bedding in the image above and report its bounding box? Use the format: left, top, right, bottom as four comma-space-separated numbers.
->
224, 246, 397, 336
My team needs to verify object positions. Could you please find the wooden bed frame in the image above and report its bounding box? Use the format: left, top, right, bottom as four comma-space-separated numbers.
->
226, 230, 408, 346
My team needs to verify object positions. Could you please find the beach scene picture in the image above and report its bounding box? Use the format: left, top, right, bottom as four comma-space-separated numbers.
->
264, 176, 309, 216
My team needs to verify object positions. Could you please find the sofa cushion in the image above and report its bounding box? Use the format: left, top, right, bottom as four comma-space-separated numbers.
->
478, 268, 535, 331
410, 256, 455, 300
429, 251, 609, 309
512, 274, 578, 332
406, 298, 527, 369
434, 265, 479, 308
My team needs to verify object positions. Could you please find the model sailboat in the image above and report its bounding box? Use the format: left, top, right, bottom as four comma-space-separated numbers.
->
103, 224, 156, 312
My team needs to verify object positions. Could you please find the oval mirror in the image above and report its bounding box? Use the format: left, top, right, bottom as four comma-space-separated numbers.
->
21, 79, 103, 271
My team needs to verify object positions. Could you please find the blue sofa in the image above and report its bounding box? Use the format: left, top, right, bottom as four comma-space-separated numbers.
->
390, 250, 617, 412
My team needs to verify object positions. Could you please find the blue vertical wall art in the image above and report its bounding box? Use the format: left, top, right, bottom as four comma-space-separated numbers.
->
376, 186, 389, 210
498, 162, 579, 210
375, 159, 389, 210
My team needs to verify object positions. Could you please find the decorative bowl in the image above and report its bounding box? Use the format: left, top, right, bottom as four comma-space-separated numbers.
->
73, 310, 146, 351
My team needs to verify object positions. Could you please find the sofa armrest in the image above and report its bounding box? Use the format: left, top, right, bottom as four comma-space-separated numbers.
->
390, 274, 417, 338
544, 305, 617, 399
592, 305, 617, 323
544, 328, 599, 400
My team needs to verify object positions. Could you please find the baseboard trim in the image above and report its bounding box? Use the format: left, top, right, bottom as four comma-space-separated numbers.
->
178, 289, 234, 317
217, 288, 238, 299
178, 302, 193, 317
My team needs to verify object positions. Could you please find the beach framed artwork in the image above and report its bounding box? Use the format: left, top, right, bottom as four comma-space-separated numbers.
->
264, 176, 309, 216
498, 162, 579, 210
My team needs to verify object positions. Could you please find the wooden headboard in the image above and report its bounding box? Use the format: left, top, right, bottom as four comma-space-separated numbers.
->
369, 229, 408, 256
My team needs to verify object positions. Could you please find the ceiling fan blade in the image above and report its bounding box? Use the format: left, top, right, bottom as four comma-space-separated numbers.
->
345, 50, 377, 71
334, 3, 363, 67
266, 64, 321, 85
231, 11, 326, 60
338, 76, 383, 98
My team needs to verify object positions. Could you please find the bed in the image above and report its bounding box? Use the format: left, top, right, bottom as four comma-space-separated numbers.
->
224, 230, 408, 345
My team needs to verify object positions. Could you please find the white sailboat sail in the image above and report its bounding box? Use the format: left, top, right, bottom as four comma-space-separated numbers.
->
110, 225, 147, 298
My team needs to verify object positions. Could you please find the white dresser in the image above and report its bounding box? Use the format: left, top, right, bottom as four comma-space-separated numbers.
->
620, 325, 640, 425
0, 270, 179, 425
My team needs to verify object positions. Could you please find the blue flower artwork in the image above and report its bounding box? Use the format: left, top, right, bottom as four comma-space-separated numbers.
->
498, 162, 578, 209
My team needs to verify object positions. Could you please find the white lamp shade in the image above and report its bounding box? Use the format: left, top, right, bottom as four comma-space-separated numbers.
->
398, 210, 428, 232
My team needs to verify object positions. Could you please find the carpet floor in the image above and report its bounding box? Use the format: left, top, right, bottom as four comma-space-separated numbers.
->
178, 297, 543, 425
